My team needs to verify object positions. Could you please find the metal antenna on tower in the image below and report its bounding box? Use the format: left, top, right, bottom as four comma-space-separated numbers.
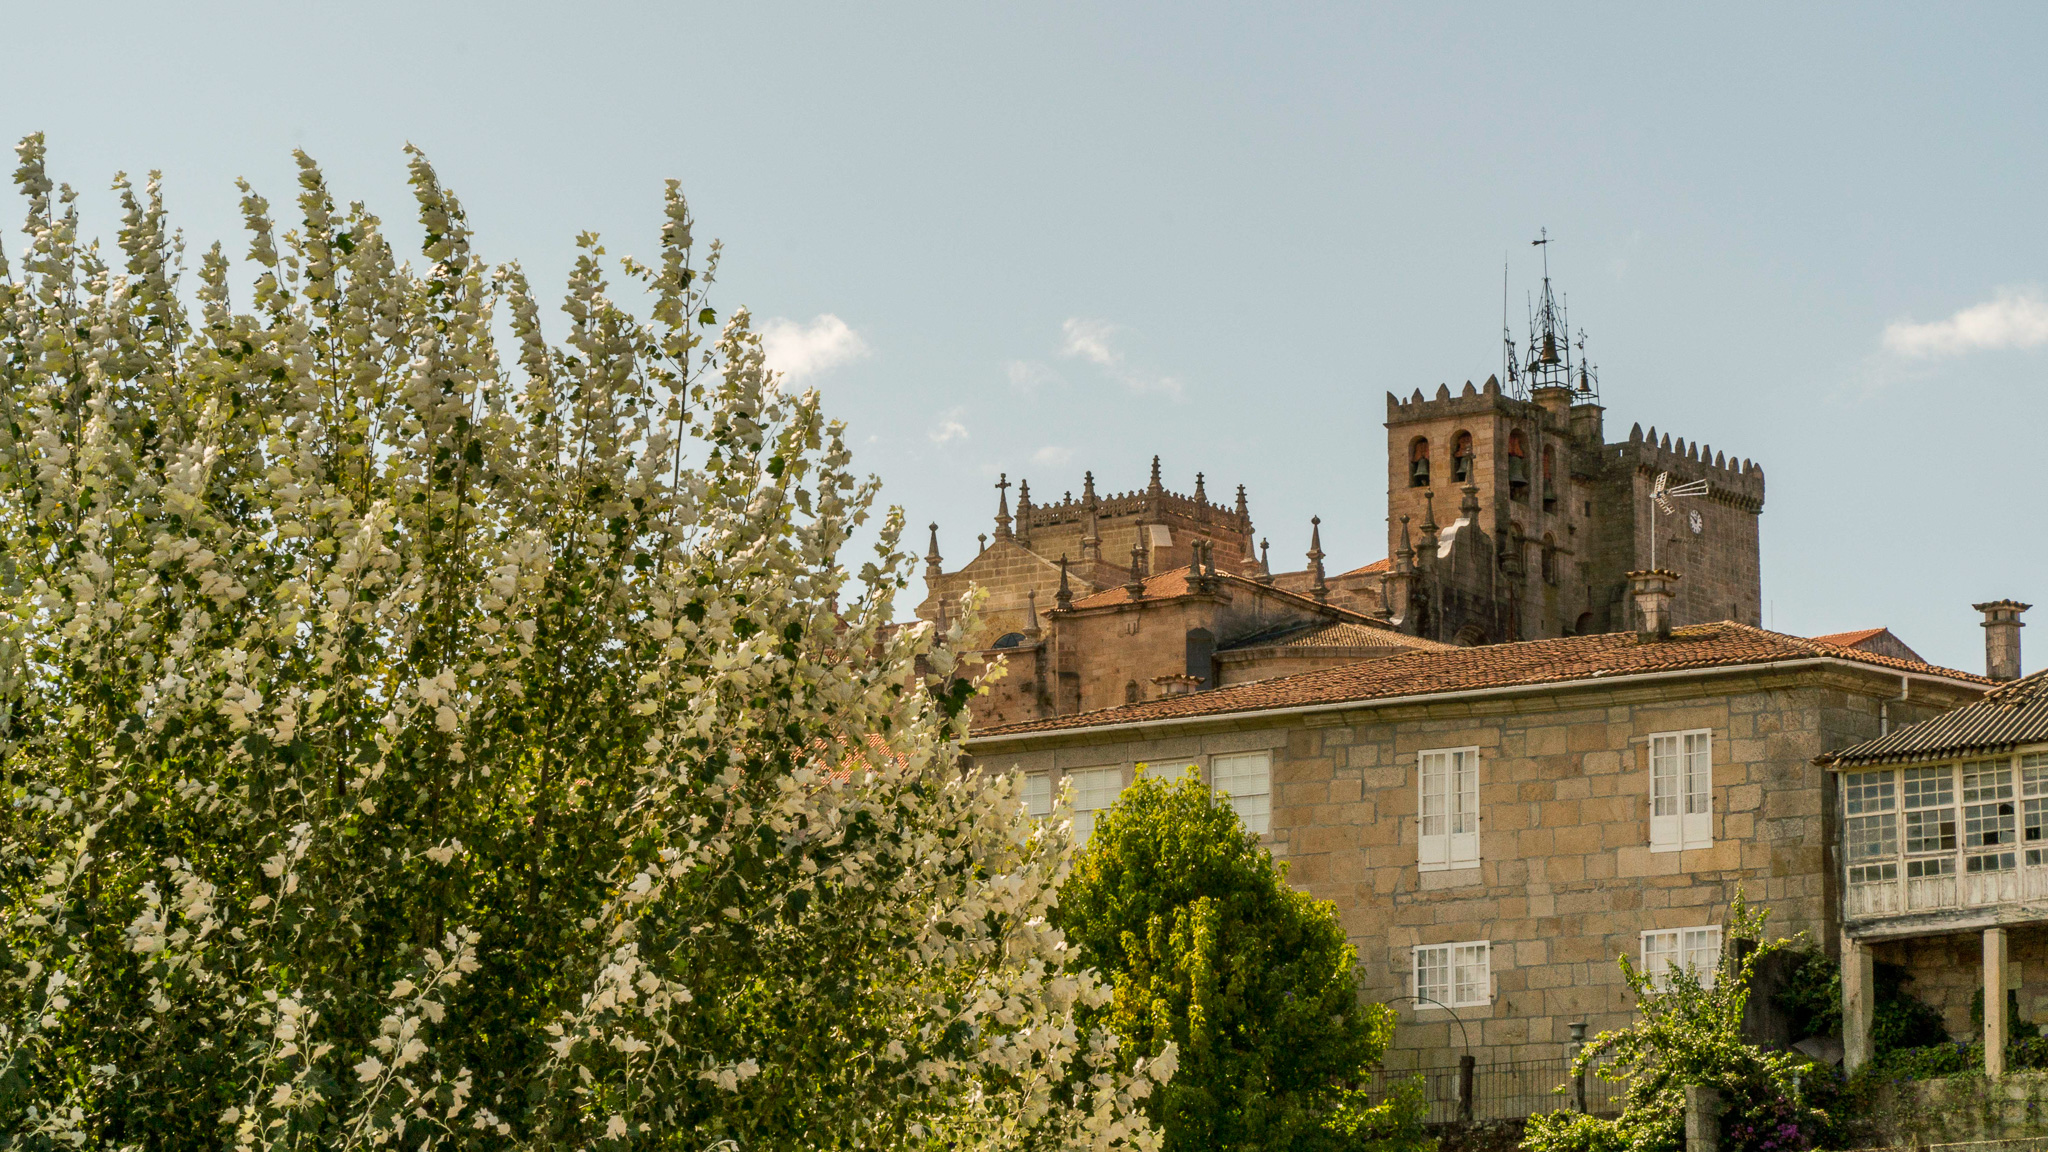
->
1502, 255, 1519, 394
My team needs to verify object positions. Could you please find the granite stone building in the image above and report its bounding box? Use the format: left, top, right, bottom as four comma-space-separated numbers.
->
964, 584, 1997, 1071
1820, 601, 2045, 1078
917, 268, 1767, 729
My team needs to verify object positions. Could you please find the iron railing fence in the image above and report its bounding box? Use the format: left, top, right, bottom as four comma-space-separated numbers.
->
1372, 1057, 1625, 1124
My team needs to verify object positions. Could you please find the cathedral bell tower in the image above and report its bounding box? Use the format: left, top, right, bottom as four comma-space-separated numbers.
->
1380, 233, 1763, 643
1382, 234, 1607, 644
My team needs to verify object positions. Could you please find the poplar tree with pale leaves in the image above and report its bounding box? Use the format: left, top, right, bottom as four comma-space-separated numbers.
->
0, 134, 1173, 1151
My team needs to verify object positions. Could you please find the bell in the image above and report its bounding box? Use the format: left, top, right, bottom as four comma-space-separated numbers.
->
1411, 458, 1431, 485
1540, 332, 1561, 365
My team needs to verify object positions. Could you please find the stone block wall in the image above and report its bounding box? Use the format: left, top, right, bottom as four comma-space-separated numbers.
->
1875, 926, 2048, 1041
971, 667, 1916, 1070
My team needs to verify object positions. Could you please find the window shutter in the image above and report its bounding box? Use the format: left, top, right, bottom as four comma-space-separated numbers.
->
1650, 735, 1681, 851
1681, 732, 1713, 849
1452, 942, 1490, 1006
1420, 749, 1479, 871
1450, 750, 1480, 867
1419, 751, 1449, 869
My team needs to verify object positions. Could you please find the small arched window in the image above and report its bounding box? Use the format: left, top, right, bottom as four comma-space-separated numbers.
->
1575, 611, 1595, 635
1409, 438, 1431, 487
1125, 680, 1140, 704
1541, 446, 1558, 511
1541, 534, 1557, 585
1451, 431, 1475, 482
1507, 431, 1530, 501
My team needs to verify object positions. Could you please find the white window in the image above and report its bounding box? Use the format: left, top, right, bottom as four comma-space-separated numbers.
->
1641, 926, 1723, 990
1211, 751, 1272, 835
1415, 941, 1491, 1008
1962, 762, 2017, 875
1069, 766, 1125, 844
2023, 754, 2048, 866
1021, 771, 1052, 818
1418, 747, 1480, 871
1844, 769, 1898, 885
1902, 765, 1957, 881
1650, 730, 1713, 852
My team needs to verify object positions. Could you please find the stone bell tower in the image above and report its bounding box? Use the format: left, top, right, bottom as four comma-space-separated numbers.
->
1378, 247, 1765, 643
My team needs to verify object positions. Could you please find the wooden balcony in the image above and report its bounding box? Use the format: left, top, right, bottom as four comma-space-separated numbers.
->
1845, 851, 2048, 938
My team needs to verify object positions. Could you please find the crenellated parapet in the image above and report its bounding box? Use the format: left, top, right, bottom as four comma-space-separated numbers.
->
1611, 422, 1766, 512
1019, 487, 1248, 532
1385, 375, 1517, 422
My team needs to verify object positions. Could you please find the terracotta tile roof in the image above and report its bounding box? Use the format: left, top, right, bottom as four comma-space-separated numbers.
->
1813, 627, 1889, 648
1820, 669, 2048, 768
1337, 558, 1392, 578
1065, 565, 1399, 630
1068, 566, 1197, 608
971, 622, 1988, 740
1222, 619, 1454, 653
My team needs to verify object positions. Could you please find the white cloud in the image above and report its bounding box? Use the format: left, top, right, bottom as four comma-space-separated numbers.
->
1060, 318, 1119, 366
760, 314, 870, 380
1031, 445, 1073, 467
1006, 359, 1059, 391
929, 412, 969, 445
1882, 289, 2048, 358
1057, 317, 1183, 399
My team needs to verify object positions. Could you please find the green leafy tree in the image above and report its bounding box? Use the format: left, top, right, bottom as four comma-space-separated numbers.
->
1522, 897, 1834, 1152
0, 134, 1171, 1150
1054, 766, 1427, 1152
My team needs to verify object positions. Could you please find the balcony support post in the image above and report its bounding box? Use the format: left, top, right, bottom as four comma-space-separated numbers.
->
1986, 927, 2009, 1078
1842, 933, 1874, 1073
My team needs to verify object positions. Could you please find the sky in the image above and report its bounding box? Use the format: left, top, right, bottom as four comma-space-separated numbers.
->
7, 2, 2045, 675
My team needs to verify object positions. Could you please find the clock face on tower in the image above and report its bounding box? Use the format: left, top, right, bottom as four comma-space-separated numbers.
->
1688, 509, 1704, 535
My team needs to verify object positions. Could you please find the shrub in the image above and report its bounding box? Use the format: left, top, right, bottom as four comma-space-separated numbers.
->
1773, 949, 1840, 1040
0, 135, 1170, 1149
1055, 766, 1428, 1152
1871, 963, 1949, 1054
1871, 1042, 1973, 1080
1521, 896, 1831, 1152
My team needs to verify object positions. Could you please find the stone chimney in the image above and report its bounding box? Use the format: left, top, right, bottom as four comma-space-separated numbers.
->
1975, 600, 2030, 681
1150, 673, 1202, 698
1628, 570, 1681, 642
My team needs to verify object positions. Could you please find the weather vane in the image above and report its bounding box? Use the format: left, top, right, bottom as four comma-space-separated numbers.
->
1648, 471, 1710, 571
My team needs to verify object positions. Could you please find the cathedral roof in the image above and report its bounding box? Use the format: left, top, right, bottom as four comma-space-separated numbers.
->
1336, 558, 1391, 578
1809, 626, 1926, 665
1819, 669, 2048, 769
968, 622, 1987, 741
1221, 619, 1453, 653
1063, 565, 1202, 608
1812, 627, 1890, 648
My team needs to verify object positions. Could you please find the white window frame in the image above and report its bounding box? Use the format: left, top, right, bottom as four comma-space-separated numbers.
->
1021, 770, 1053, 819
1068, 766, 1125, 845
1418, 746, 1480, 871
1649, 729, 1713, 852
1210, 751, 1272, 836
1640, 925, 1723, 990
1414, 940, 1491, 1009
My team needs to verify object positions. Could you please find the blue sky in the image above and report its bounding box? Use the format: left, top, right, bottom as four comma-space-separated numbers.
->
10, 2, 2044, 674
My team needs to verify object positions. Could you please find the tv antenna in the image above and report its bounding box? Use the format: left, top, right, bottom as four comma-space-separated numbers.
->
1648, 471, 1709, 572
